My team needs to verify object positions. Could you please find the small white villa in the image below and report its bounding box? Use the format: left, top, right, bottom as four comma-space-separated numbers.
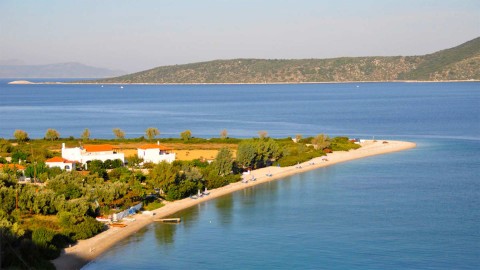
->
45, 156, 76, 171
61, 143, 125, 167
137, 142, 175, 164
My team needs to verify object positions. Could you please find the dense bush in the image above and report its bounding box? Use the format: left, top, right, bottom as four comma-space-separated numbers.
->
330, 137, 361, 151
277, 150, 325, 167
32, 227, 60, 259
58, 212, 104, 241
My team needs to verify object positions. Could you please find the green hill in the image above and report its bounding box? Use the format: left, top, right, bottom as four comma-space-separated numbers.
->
88, 37, 480, 84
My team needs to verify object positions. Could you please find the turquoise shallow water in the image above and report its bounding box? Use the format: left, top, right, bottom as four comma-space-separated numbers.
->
83, 139, 479, 269
1, 81, 479, 269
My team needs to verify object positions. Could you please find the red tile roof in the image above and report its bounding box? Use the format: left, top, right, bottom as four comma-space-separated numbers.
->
46, 157, 65, 162
138, 144, 172, 151
46, 157, 76, 163
0, 164, 26, 170
83, 144, 114, 152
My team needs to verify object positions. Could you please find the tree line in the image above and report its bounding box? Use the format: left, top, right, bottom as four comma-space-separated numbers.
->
11, 127, 231, 141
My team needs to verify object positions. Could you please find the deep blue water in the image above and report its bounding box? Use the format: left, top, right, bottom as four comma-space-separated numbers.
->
1, 80, 479, 269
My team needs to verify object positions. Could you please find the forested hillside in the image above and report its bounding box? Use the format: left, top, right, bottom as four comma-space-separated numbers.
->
88, 37, 480, 84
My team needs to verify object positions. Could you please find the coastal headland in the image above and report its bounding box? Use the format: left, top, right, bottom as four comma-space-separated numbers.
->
52, 140, 416, 270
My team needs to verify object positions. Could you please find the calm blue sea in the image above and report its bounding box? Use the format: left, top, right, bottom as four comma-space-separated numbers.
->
1, 80, 479, 269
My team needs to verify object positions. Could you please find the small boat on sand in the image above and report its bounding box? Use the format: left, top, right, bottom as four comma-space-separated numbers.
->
110, 223, 127, 228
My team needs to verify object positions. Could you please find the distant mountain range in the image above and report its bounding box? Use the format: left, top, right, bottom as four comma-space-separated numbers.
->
0, 62, 125, 78
87, 37, 480, 84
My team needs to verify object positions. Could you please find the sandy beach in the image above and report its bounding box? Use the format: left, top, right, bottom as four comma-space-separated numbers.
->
52, 140, 416, 269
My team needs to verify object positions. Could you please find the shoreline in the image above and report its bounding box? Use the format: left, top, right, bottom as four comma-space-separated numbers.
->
52, 140, 416, 270
8, 80, 480, 85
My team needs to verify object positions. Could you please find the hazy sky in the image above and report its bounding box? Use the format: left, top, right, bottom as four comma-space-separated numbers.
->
1, 0, 479, 72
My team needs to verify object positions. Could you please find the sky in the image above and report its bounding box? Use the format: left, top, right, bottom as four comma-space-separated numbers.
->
1, 0, 479, 73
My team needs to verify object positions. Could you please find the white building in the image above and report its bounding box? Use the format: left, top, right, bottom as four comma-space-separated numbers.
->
137, 142, 175, 164
61, 143, 125, 166
45, 156, 76, 171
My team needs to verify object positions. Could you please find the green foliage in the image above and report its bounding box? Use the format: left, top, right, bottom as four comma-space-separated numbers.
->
25, 161, 48, 179
145, 127, 160, 140
148, 161, 177, 191
44, 128, 60, 141
113, 128, 125, 139
180, 130, 192, 141
0, 186, 16, 213
84, 37, 480, 84
87, 160, 108, 179
126, 155, 143, 168
236, 142, 257, 169
12, 149, 28, 163
0, 138, 14, 154
143, 199, 164, 211
330, 137, 361, 151
58, 211, 104, 241
212, 147, 234, 176
47, 172, 84, 200
13, 129, 29, 142
81, 128, 91, 141
32, 227, 60, 259
311, 134, 330, 150
276, 138, 325, 167
32, 189, 57, 215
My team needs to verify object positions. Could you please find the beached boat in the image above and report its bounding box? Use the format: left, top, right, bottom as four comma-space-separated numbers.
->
203, 187, 210, 195
95, 216, 111, 222
110, 223, 127, 228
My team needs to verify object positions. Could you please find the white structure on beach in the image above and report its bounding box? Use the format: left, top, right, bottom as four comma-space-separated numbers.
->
45, 156, 76, 171
137, 142, 175, 164
61, 143, 125, 166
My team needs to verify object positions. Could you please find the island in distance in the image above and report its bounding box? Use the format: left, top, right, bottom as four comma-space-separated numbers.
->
85, 36, 480, 84
5, 36, 479, 84
0, 61, 125, 79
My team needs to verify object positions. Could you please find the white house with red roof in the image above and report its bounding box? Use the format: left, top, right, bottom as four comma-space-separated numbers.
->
137, 141, 175, 164
45, 156, 76, 171
61, 143, 125, 166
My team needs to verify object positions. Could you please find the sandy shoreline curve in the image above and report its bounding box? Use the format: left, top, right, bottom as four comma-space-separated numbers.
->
52, 140, 416, 269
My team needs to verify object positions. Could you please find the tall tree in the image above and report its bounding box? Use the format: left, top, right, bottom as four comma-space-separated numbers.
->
148, 161, 177, 191
113, 128, 125, 139
81, 128, 90, 141
180, 130, 192, 141
44, 129, 60, 141
213, 147, 234, 176
236, 142, 257, 169
145, 127, 160, 141
13, 129, 29, 142
220, 129, 228, 139
312, 134, 330, 150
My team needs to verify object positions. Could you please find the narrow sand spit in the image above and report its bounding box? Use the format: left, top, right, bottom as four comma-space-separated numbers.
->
53, 140, 416, 269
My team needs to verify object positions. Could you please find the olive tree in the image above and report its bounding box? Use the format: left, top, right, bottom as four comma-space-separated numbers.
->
13, 130, 29, 142
113, 128, 125, 139
213, 147, 234, 176
312, 134, 330, 150
145, 127, 160, 141
81, 128, 90, 141
180, 130, 192, 141
45, 129, 60, 141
